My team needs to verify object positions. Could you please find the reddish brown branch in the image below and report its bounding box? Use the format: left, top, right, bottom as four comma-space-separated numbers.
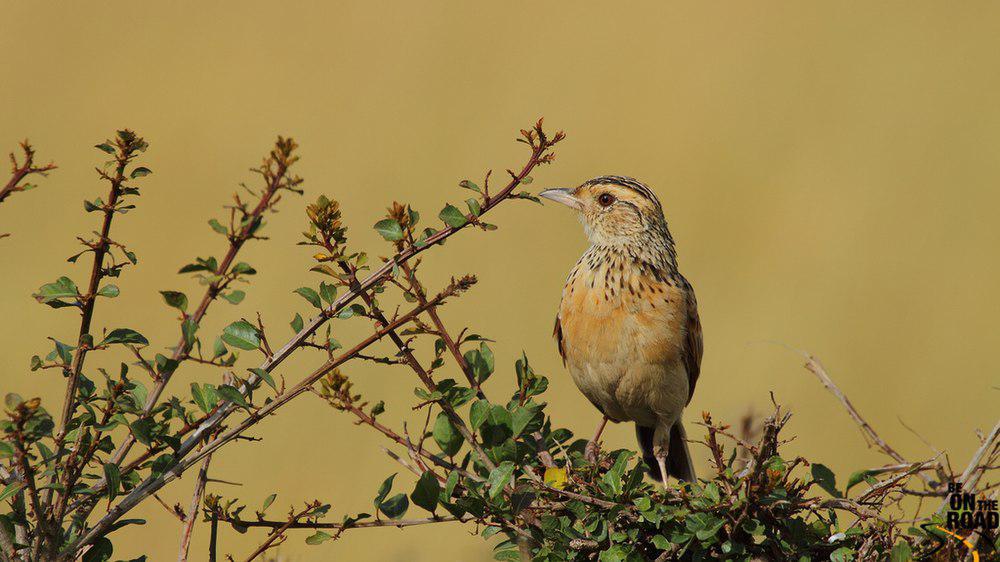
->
109, 138, 301, 468
0, 140, 56, 205
62, 122, 562, 557
69, 279, 474, 555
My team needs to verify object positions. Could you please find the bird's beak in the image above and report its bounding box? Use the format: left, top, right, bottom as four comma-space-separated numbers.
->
539, 188, 583, 211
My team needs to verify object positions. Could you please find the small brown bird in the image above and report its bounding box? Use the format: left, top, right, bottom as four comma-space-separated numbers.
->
540, 176, 702, 485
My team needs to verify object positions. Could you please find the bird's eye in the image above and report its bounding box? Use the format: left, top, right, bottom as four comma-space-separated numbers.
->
597, 193, 615, 207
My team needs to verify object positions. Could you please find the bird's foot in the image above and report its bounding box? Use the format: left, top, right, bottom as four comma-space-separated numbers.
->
584, 440, 601, 463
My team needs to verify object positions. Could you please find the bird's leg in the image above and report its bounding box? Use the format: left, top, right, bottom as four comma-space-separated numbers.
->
584, 416, 609, 462
655, 451, 670, 488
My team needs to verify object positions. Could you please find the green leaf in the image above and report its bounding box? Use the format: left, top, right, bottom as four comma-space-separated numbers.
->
373, 473, 395, 510
159, 291, 188, 311
290, 313, 304, 333
0, 482, 24, 503
190, 383, 209, 413
469, 400, 490, 430
889, 542, 912, 562
208, 218, 228, 234
845, 469, 880, 493
104, 463, 121, 503
444, 471, 459, 500
102, 328, 149, 346
410, 471, 440, 513
811, 463, 842, 498
305, 530, 333, 545
249, 368, 275, 390
130, 166, 152, 178
230, 262, 256, 275
53, 340, 74, 364
830, 547, 855, 562
294, 287, 322, 308
129, 381, 148, 410
82, 537, 113, 562
510, 405, 538, 437
438, 204, 468, 228
217, 385, 248, 408
36, 276, 79, 301
373, 218, 404, 241
319, 282, 337, 305
487, 461, 515, 499
222, 290, 245, 304
378, 493, 409, 520
221, 320, 260, 350
97, 284, 119, 298
181, 319, 198, 347
262, 493, 276, 511
432, 412, 463, 456
458, 180, 480, 193
95, 143, 116, 155
212, 338, 227, 358
129, 418, 155, 446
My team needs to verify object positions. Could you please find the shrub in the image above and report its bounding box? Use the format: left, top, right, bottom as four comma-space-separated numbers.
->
0, 123, 995, 561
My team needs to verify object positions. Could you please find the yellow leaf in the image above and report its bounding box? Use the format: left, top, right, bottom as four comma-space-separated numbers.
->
544, 467, 568, 489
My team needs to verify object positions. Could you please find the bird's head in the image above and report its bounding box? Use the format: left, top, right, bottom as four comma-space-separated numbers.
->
539, 176, 668, 246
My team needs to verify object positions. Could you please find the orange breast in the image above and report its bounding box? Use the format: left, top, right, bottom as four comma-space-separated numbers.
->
558, 262, 687, 369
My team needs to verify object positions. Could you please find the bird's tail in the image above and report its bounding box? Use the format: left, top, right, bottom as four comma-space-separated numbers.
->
636, 421, 696, 482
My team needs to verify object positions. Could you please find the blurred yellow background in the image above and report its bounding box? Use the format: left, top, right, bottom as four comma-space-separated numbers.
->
2, 2, 999, 560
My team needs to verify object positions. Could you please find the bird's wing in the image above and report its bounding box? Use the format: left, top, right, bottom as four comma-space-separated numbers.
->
553, 315, 567, 365
682, 292, 703, 405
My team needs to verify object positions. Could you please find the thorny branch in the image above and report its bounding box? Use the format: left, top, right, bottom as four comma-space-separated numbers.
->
0, 140, 56, 206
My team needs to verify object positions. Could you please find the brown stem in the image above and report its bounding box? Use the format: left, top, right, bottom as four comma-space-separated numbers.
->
240, 504, 312, 562
55, 154, 129, 441
224, 513, 472, 531
0, 141, 56, 205
66, 281, 469, 556
329, 397, 477, 482
48, 138, 142, 521
799, 351, 934, 487
64, 122, 561, 552
85, 127, 552, 508
109, 147, 295, 467
401, 261, 481, 394
340, 261, 496, 472
177, 455, 212, 562
14, 431, 49, 561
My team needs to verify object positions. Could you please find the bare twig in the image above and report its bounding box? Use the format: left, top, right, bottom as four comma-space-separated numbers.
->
177, 455, 212, 562
240, 503, 313, 562
0, 140, 56, 206
798, 352, 936, 487
801, 354, 907, 464
935, 419, 1000, 518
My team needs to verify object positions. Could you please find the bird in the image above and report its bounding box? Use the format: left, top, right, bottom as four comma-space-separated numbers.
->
539, 175, 702, 486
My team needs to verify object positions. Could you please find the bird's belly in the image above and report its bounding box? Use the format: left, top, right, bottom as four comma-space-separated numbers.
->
567, 358, 688, 426
559, 283, 689, 426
